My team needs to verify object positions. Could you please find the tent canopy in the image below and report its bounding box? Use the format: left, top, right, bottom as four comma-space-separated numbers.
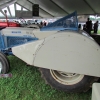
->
0, 0, 100, 18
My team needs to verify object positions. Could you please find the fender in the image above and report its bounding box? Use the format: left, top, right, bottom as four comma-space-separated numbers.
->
34, 31, 100, 77
12, 31, 100, 77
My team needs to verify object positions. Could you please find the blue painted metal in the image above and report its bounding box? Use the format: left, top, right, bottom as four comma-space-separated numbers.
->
0, 33, 38, 55
4, 36, 38, 48
0, 33, 5, 50
40, 11, 78, 31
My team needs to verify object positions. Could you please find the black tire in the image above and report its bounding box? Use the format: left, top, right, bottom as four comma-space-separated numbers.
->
39, 68, 99, 93
0, 52, 10, 73
0, 52, 10, 71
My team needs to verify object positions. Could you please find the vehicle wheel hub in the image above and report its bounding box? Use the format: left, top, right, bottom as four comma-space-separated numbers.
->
50, 70, 84, 85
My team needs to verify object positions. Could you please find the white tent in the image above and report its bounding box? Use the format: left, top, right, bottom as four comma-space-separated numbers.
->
0, 0, 100, 19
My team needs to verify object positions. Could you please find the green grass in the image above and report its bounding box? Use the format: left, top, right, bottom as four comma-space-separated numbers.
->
91, 30, 100, 34
0, 56, 92, 100
98, 30, 100, 34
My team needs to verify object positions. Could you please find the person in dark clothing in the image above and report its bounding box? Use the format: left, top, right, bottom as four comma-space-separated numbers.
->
40, 21, 43, 26
94, 21, 98, 34
83, 24, 87, 32
40, 21, 43, 27
90, 20, 93, 31
44, 21, 46, 26
78, 24, 81, 30
86, 18, 92, 35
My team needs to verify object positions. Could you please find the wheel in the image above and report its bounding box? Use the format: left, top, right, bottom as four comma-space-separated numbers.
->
39, 68, 99, 92
0, 52, 10, 74
0, 52, 10, 67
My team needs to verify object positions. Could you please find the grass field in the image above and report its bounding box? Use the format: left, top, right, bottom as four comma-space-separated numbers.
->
0, 56, 92, 100
97, 30, 100, 34
91, 30, 100, 34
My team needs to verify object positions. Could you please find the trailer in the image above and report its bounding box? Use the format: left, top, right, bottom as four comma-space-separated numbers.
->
0, 12, 100, 93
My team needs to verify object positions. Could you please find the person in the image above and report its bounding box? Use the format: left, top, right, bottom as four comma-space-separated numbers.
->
44, 21, 47, 26
90, 20, 93, 31
40, 21, 43, 25
83, 24, 87, 32
40, 21, 43, 27
86, 18, 92, 35
78, 24, 81, 30
94, 21, 98, 34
